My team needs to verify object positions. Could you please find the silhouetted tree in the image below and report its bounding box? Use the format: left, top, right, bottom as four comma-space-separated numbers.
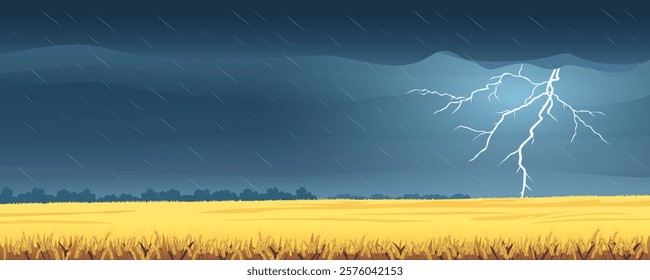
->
0, 187, 13, 203
15, 188, 55, 203
295, 187, 316, 200
78, 189, 95, 202
450, 193, 471, 199
97, 194, 119, 202
55, 189, 94, 202
118, 193, 140, 201
180, 194, 195, 201
420, 194, 447, 199
56, 189, 73, 202
140, 189, 159, 201
260, 188, 294, 200
212, 189, 238, 201
192, 189, 211, 201
239, 189, 259, 201
158, 189, 181, 201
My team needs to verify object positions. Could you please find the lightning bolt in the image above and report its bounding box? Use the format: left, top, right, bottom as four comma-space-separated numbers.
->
409, 65, 608, 197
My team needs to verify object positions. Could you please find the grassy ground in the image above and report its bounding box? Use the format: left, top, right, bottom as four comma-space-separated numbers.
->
1, 196, 649, 259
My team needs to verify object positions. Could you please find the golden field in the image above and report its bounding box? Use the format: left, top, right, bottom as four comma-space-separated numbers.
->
1, 196, 650, 259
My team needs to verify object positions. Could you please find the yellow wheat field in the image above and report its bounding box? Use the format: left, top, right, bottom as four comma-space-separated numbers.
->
1, 196, 650, 259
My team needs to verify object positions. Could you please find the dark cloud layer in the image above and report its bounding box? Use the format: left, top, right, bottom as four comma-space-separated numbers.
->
1, 1, 649, 64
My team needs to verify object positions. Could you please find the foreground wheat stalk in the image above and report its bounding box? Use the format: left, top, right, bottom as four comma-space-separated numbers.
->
0, 232, 647, 260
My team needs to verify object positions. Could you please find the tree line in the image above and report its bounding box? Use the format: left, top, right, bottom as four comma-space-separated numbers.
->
0, 186, 469, 203
330, 193, 470, 199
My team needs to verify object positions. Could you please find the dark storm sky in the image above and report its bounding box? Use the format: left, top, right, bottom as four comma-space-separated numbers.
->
1, 1, 648, 63
0, 1, 649, 198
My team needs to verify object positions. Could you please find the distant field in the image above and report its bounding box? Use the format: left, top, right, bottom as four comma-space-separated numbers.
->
1, 196, 650, 259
